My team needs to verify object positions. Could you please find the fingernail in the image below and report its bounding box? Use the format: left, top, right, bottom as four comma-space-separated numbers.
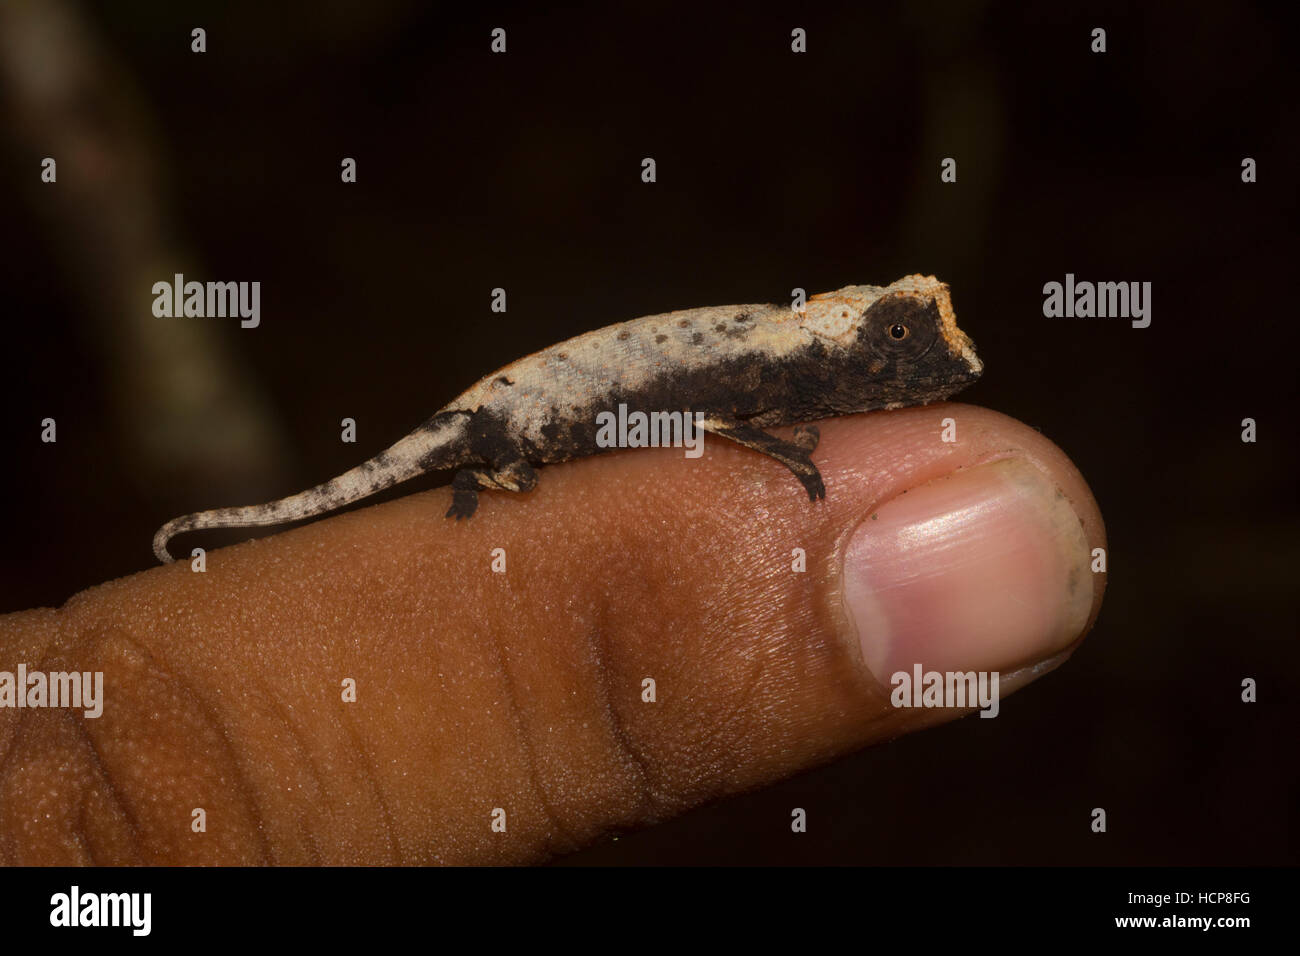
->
842, 458, 1093, 681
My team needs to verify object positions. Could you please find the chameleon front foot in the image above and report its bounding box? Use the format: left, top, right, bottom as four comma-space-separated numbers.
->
799, 468, 826, 501
699, 415, 827, 505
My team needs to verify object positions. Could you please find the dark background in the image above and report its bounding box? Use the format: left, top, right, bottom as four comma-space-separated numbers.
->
1, 1, 1295, 864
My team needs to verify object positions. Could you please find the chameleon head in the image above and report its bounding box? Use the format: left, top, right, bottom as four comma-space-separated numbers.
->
800, 275, 982, 386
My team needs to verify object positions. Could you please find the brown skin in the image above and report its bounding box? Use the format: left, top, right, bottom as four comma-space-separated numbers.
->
0, 405, 1105, 864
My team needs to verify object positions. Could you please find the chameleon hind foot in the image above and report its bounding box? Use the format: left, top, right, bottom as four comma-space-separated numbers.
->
445, 459, 539, 519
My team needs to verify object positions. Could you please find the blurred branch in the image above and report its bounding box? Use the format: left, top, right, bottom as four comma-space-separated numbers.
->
0, 0, 287, 495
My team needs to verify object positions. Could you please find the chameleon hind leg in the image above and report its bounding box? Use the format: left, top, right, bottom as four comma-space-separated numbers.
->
698, 416, 826, 502
446, 458, 538, 519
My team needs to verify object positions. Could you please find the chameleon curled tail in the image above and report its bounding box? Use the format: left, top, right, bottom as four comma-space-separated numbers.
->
152, 416, 464, 563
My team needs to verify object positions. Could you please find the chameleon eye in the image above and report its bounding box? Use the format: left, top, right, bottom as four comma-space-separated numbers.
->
889, 323, 909, 340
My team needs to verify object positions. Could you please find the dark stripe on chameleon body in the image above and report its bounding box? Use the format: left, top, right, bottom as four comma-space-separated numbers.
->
498, 296, 977, 466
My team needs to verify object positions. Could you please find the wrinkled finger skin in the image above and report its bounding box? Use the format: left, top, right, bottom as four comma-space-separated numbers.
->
0, 404, 1105, 865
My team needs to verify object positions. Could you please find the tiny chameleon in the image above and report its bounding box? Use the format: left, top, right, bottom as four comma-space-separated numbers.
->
152, 275, 982, 563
